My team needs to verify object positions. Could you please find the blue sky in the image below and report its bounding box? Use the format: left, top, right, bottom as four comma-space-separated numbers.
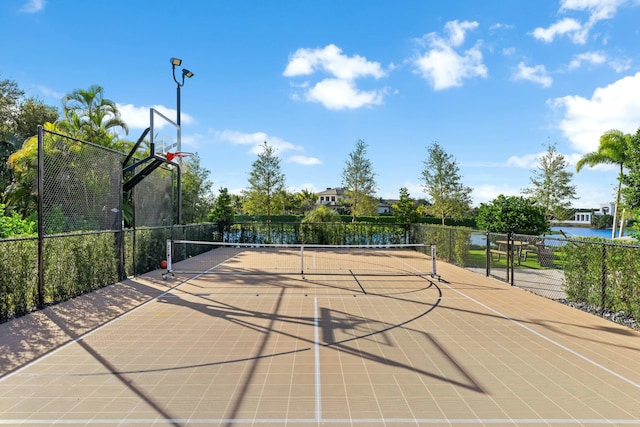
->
3, 0, 640, 208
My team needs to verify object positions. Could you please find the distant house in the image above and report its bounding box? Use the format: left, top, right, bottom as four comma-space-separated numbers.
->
557, 202, 616, 226
377, 201, 393, 214
317, 187, 344, 206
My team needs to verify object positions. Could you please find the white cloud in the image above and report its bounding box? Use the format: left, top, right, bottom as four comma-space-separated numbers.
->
567, 51, 631, 73
283, 44, 388, 110
35, 85, 64, 99
472, 184, 521, 205
412, 20, 487, 90
305, 79, 385, 110
214, 129, 303, 155
559, 0, 625, 22
549, 71, 640, 153
506, 153, 543, 169
513, 62, 553, 87
445, 20, 479, 47
568, 51, 606, 69
531, 18, 583, 43
284, 44, 386, 80
287, 155, 322, 166
532, 0, 627, 44
117, 103, 194, 130
20, 0, 45, 13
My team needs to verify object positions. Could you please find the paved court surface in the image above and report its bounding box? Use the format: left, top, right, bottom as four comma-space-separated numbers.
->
1, 253, 640, 426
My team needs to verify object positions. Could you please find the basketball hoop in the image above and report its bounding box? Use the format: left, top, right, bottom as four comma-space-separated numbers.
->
164, 152, 194, 161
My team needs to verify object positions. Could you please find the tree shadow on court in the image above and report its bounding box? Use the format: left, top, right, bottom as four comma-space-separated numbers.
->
429, 276, 640, 351
150, 273, 487, 425
0, 277, 170, 378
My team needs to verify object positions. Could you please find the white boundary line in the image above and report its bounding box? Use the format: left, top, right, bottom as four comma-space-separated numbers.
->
2, 417, 640, 425
0, 260, 233, 383
2, 262, 640, 425
442, 282, 640, 390
314, 297, 322, 421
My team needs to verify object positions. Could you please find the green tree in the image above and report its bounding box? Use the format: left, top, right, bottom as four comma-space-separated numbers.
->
421, 142, 471, 225
14, 97, 59, 141
242, 141, 286, 222
301, 205, 342, 244
622, 128, 640, 226
180, 153, 213, 224
393, 187, 419, 224
522, 143, 577, 221
576, 129, 631, 239
476, 195, 549, 235
342, 139, 377, 221
0, 78, 58, 203
293, 189, 317, 214
59, 85, 129, 149
0, 79, 23, 128
210, 187, 235, 240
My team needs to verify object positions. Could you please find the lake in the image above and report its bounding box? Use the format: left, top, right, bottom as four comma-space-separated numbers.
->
550, 226, 626, 239
469, 226, 628, 246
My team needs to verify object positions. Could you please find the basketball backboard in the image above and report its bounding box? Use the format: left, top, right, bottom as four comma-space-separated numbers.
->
150, 107, 180, 156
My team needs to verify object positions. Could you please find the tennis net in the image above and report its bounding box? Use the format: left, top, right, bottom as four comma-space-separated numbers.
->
165, 240, 437, 277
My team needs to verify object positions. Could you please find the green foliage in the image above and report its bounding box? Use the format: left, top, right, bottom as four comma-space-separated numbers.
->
0, 238, 38, 321
393, 187, 419, 224
476, 194, 549, 235
577, 129, 632, 238
292, 189, 317, 214
622, 127, 640, 213
421, 142, 472, 225
59, 84, 129, 147
210, 187, 235, 240
301, 206, 342, 244
563, 239, 640, 320
342, 139, 378, 221
243, 141, 286, 221
591, 213, 613, 230
411, 224, 471, 267
0, 204, 36, 237
181, 153, 214, 224
522, 143, 577, 221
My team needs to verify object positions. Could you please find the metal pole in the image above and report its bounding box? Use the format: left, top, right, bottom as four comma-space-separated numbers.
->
485, 232, 490, 277
176, 83, 181, 127
36, 125, 45, 309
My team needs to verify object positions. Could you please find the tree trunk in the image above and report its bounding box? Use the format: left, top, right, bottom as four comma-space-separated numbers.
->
612, 165, 622, 239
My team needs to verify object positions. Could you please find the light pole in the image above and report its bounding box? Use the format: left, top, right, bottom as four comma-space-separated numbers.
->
169, 57, 194, 225
170, 57, 194, 129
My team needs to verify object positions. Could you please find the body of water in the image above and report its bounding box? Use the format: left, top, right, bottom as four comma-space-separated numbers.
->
550, 226, 626, 239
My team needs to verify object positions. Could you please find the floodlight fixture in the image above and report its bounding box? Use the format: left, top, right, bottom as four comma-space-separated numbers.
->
170, 57, 195, 128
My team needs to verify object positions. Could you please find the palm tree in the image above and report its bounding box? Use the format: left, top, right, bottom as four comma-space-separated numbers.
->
60, 85, 129, 148
576, 129, 631, 238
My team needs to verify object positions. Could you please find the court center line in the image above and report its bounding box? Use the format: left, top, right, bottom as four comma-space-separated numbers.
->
314, 296, 322, 421
443, 282, 640, 390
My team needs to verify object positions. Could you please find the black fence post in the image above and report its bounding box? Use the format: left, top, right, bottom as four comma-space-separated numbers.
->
600, 244, 607, 314
36, 125, 45, 309
508, 231, 514, 286
449, 227, 453, 263
485, 231, 491, 277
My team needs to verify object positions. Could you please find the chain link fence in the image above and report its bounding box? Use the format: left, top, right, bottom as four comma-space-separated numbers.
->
41, 129, 123, 234
411, 224, 640, 327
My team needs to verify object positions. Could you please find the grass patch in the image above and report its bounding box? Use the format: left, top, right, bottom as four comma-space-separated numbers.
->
467, 249, 562, 270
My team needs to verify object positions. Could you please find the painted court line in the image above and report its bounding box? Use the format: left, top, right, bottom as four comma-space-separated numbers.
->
2, 417, 640, 425
0, 262, 226, 383
314, 296, 322, 421
442, 282, 640, 390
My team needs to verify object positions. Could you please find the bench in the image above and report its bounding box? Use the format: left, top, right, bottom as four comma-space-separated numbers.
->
489, 249, 508, 261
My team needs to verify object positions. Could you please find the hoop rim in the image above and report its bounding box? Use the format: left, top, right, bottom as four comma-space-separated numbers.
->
165, 151, 194, 161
